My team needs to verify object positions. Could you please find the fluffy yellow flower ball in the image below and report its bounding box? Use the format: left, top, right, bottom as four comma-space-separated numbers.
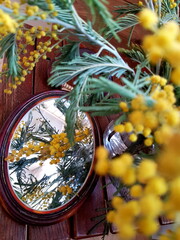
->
130, 184, 143, 198
109, 158, 127, 177
96, 146, 108, 159
95, 158, 109, 175
138, 8, 158, 30
145, 176, 168, 196
95, 146, 109, 175
111, 196, 123, 209
137, 159, 157, 183
171, 67, 180, 85
0, 9, 18, 34
138, 217, 159, 236
139, 194, 162, 217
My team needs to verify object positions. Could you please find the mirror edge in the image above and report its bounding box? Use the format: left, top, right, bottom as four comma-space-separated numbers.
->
0, 90, 101, 225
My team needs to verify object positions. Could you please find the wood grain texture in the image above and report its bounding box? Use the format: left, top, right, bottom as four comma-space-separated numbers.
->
71, 117, 109, 239
0, 27, 34, 240
28, 220, 70, 240
0, 60, 34, 130
73, 178, 106, 239
33, 37, 60, 94
81, 233, 150, 240
0, 191, 27, 240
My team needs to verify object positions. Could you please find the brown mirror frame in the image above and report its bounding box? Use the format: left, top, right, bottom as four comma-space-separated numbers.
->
0, 90, 100, 225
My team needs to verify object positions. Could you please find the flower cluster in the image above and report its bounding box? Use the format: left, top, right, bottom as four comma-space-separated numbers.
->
2, 0, 180, 238
95, 6, 180, 240
140, 12, 180, 85
0, 9, 18, 35
5, 128, 90, 165
138, 8, 158, 30
58, 185, 73, 195
96, 131, 180, 239
21, 186, 44, 202
22, 186, 56, 210
114, 80, 179, 146
0, 0, 60, 94
1, 24, 61, 94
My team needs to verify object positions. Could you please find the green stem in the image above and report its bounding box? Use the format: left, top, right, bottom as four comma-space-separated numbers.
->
149, 0, 155, 11
157, 0, 161, 17
127, 26, 135, 47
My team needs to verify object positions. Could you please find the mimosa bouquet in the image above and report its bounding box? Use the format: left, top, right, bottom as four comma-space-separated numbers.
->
1, 0, 180, 239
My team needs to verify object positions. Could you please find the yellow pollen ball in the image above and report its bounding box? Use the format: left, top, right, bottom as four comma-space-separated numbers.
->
165, 43, 180, 68
148, 46, 164, 64
96, 146, 108, 160
138, 8, 158, 30
129, 133, 137, 142
171, 67, 180, 85
122, 168, 136, 185
106, 210, 115, 223
139, 194, 162, 218
124, 122, 133, 132
143, 35, 156, 51
129, 110, 144, 126
135, 124, 144, 132
145, 176, 168, 196
137, 159, 157, 183
144, 138, 153, 146
109, 159, 127, 177
95, 158, 109, 176
138, 1, 143, 6
114, 124, 125, 133
111, 196, 123, 209
130, 184, 143, 198
119, 101, 129, 112
143, 128, 151, 137
138, 217, 159, 236
121, 153, 133, 166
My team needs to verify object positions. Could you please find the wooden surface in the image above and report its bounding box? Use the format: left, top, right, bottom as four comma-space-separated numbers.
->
0, 37, 107, 239
0, 1, 164, 239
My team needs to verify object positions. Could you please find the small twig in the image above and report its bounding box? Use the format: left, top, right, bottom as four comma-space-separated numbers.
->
156, 59, 162, 75
35, 106, 58, 134
149, 0, 155, 11
128, 26, 135, 47
157, 0, 161, 17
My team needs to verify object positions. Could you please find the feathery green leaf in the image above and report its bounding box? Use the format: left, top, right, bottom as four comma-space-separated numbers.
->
48, 52, 131, 87
115, 2, 142, 16
0, 33, 21, 78
84, 0, 120, 40
105, 14, 139, 40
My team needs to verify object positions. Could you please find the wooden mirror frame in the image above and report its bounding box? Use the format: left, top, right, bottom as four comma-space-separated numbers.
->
0, 90, 100, 225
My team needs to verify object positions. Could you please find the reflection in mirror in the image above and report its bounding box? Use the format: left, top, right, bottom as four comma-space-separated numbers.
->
5, 98, 94, 211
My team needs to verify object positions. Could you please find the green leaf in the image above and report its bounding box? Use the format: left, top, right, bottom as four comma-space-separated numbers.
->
0, 33, 21, 78
80, 105, 120, 113
65, 100, 77, 145
104, 14, 139, 40
84, 0, 120, 41
115, 2, 142, 16
0, 33, 15, 58
119, 44, 147, 65
53, 42, 80, 65
86, 77, 136, 99
48, 53, 131, 87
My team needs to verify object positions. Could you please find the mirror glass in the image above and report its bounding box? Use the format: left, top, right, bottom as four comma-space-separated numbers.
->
5, 98, 94, 211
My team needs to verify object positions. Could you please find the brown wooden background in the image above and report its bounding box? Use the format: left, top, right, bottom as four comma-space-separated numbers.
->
0, 1, 157, 239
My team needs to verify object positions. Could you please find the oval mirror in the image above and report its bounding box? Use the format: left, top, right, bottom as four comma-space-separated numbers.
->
0, 90, 100, 224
